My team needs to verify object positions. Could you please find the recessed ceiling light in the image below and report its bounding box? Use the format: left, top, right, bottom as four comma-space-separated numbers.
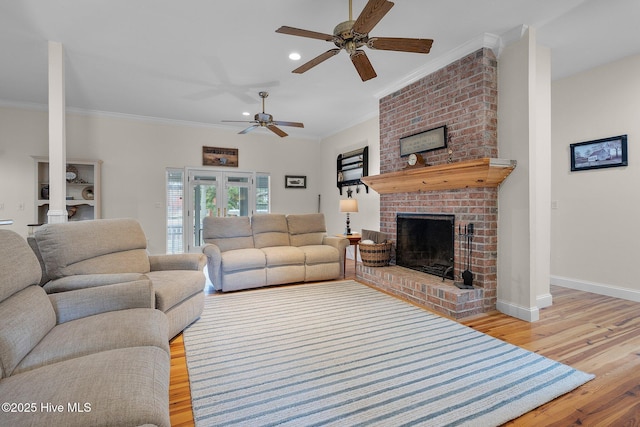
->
242, 111, 250, 116
289, 52, 301, 61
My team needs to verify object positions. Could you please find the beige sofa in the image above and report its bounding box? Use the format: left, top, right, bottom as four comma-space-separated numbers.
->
0, 229, 170, 427
203, 213, 349, 292
31, 218, 207, 339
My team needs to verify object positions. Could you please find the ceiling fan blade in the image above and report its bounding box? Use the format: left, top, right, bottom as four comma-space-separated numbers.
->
292, 49, 341, 74
239, 125, 259, 134
276, 26, 334, 41
353, 0, 394, 35
350, 50, 377, 82
267, 125, 289, 137
368, 37, 433, 54
272, 120, 304, 128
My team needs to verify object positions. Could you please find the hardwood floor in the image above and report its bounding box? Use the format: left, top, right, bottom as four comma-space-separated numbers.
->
169, 264, 640, 426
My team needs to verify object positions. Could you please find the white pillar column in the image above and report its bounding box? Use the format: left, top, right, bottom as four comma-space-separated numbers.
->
47, 41, 68, 223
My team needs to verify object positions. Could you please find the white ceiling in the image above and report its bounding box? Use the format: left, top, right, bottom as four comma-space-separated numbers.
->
1, 0, 639, 140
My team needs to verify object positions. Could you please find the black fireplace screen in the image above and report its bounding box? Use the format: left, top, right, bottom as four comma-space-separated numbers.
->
396, 213, 455, 279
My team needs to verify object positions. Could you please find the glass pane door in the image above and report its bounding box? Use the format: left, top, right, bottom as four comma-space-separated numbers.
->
187, 170, 221, 252
184, 170, 267, 253
225, 174, 252, 217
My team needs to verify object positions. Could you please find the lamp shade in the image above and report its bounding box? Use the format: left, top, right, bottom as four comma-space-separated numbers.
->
339, 199, 358, 213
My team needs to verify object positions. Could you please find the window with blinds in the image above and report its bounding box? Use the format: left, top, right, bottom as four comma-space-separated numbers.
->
256, 173, 270, 214
166, 168, 183, 254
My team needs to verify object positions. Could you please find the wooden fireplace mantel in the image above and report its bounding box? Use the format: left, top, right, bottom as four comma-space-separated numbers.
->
361, 157, 516, 194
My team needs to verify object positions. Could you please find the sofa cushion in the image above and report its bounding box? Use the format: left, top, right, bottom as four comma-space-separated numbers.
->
287, 213, 328, 247
13, 308, 169, 375
27, 235, 49, 286
252, 214, 291, 248
0, 286, 56, 378
0, 346, 170, 427
0, 230, 42, 301
43, 272, 146, 293
147, 270, 205, 312
221, 248, 266, 273
34, 218, 151, 279
299, 245, 340, 265
48, 280, 156, 324
261, 246, 305, 267
203, 216, 255, 252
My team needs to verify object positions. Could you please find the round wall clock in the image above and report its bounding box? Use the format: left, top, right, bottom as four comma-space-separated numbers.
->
406, 153, 425, 167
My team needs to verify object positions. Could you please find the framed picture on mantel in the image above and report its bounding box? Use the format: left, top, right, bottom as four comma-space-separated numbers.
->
399, 125, 447, 157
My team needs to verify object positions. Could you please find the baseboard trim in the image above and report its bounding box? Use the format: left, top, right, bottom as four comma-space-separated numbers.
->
551, 275, 640, 302
496, 300, 540, 322
537, 293, 553, 309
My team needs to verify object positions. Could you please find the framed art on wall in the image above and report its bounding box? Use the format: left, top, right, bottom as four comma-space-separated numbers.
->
399, 125, 447, 157
285, 175, 306, 188
202, 146, 239, 167
570, 134, 628, 171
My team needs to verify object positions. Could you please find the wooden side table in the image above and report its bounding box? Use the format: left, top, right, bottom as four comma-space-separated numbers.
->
337, 233, 361, 277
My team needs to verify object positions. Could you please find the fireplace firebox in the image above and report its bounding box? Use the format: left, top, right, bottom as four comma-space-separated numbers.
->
396, 213, 455, 279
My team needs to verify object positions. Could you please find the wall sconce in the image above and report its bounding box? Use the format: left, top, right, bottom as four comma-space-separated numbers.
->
339, 198, 358, 235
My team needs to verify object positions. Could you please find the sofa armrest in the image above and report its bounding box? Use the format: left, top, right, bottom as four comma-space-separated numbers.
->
202, 243, 222, 291
149, 253, 207, 271
323, 236, 350, 266
323, 235, 350, 251
43, 273, 147, 294
48, 279, 155, 324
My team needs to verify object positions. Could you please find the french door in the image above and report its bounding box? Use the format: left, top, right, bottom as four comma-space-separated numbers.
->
186, 169, 254, 253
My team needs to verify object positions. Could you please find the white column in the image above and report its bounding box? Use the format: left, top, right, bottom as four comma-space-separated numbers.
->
497, 27, 551, 322
47, 41, 68, 223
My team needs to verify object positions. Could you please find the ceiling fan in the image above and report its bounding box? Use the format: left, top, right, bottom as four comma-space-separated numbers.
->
222, 91, 304, 137
276, 0, 433, 82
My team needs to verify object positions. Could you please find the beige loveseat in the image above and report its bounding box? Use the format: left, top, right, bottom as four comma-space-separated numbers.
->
203, 213, 349, 292
30, 218, 206, 339
0, 229, 171, 427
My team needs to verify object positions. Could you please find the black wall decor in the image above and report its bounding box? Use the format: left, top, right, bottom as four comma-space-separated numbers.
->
337, 146, 368, 195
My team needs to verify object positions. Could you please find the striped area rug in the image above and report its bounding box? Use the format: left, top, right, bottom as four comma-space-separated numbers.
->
183, 281, 594, 426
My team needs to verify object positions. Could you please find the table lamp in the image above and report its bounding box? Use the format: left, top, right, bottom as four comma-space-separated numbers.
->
339, 198, 358, 235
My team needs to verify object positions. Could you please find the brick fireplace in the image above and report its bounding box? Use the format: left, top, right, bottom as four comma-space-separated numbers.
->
358, 48, 501, 319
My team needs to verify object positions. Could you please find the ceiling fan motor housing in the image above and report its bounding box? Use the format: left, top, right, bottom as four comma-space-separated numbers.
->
255, 112, 273, 125
333, 20, 367, 52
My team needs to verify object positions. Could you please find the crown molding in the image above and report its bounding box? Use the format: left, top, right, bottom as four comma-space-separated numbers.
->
0, 99, 321, 141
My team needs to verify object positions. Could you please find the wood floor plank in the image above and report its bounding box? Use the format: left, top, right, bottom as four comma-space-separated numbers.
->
169, 264, 640, 426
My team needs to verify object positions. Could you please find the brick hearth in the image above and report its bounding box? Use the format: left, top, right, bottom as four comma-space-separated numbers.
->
357, 264, 486, 319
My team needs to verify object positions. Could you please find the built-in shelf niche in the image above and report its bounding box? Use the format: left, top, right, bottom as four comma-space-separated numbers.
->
34, 157, 102, 224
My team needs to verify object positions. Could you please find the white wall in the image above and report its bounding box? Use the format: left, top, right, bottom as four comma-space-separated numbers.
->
0, 106, 322, 254
550, 54, 640, 301
319, 117, 381, 258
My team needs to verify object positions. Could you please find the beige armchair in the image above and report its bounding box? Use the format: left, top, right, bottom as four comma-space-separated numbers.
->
31, 218, 206, 339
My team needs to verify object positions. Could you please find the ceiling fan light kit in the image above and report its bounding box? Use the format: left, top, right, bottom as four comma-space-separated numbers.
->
276, 0, 433, 82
